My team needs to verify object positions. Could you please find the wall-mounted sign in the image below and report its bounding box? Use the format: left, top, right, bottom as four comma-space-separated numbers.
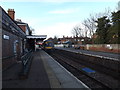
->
3, 35, 9, 40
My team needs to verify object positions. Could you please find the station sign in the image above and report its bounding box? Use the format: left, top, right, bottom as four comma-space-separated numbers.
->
3, 35, 9, 40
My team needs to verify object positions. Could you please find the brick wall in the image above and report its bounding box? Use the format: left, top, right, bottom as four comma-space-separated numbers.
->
2, 29, 22, 70
85, 44, 120, 53
18, 25, 26, 33
2, 7, 26, 70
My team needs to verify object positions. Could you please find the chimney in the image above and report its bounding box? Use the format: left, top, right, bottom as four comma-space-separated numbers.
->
8, 9, 15, 20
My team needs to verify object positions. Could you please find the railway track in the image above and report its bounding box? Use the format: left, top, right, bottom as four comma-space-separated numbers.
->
48, 49, 119, 89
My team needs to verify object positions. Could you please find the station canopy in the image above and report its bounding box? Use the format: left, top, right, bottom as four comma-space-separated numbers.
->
26, 35, 47, 40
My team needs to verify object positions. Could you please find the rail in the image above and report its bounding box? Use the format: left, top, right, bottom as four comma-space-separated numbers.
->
49, 49, 119, 88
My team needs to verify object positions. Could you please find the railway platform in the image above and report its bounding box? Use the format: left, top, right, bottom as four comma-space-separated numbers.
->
55, 47, 119, 60
2, 49, 89, 89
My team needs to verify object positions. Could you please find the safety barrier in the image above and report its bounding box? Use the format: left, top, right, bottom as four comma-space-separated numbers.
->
19, 50, 33, 79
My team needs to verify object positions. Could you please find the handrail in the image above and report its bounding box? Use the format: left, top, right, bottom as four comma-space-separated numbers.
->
21, 50, 32, 66
19, 50, 33, 79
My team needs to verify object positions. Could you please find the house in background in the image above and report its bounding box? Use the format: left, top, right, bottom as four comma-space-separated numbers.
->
59, 36, 91, 45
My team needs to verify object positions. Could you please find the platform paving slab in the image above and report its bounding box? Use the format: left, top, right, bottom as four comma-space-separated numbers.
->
3, 49, 90, 89
40, 50, 61, 88
40, 50, 90, 89
2, 51, 50, 88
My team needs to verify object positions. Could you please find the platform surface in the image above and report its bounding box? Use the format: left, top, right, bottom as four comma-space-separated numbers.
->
3, 50, 50, 88
2, 49, 90, 89
40, 50, 89, 89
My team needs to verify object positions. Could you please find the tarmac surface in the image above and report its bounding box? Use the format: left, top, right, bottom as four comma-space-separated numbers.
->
2, 49, 89, 89
3, 50, 51, 88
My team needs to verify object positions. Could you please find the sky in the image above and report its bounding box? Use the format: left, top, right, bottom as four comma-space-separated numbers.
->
0, 0, 119, 38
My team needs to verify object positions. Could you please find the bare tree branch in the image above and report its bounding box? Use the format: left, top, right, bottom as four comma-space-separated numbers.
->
82, 8, 111, 38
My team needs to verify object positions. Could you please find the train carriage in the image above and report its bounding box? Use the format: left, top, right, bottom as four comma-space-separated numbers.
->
42, 40, 54, 53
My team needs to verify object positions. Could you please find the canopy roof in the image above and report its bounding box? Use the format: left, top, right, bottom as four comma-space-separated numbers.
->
27, 35, 47, 39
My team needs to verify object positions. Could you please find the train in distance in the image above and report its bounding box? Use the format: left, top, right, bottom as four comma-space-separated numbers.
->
41, 39, 54, 53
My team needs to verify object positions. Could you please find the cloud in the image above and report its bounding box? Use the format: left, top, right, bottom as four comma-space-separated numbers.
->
21, 17, 88, 38
49, 8, 80, 14
34, 22, 81, 38
19, 17, 53, 27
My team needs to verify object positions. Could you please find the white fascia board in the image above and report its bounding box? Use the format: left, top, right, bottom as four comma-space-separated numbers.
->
17, 24, 26, 25
26, 35, 47, 39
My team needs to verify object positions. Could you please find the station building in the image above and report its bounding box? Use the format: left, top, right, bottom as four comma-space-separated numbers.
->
1, 6, 46, 70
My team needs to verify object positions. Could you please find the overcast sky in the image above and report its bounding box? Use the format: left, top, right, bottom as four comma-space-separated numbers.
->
1, 0, 119, 38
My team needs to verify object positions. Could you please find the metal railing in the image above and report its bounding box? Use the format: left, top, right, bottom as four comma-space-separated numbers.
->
21, 50, 32, 66
20, 50, 33, 78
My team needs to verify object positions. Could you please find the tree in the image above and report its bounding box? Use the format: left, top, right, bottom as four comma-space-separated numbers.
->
53, 36, 58, 44
83, 17, 96, 38
82, 8, 111, 39
72, 26, 82, 44
108, 10, 120, 44
95, 16, 111, 44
